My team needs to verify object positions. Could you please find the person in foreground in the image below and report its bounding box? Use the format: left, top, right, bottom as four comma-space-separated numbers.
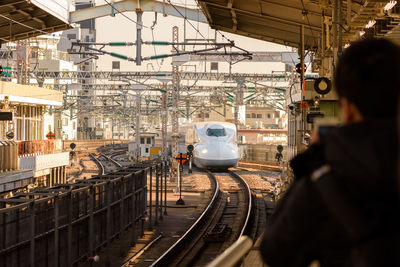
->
260, 38, 400, 267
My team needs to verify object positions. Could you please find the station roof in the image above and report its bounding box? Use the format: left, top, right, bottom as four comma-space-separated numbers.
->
0, 81, 63, 106
197, 0, 400, 50
0, 0, 72, 43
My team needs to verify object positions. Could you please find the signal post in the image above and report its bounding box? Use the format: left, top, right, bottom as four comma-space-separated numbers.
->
175, 153, 187, 205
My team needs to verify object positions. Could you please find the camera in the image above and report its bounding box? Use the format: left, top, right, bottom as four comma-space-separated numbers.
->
288, 104, 294, 110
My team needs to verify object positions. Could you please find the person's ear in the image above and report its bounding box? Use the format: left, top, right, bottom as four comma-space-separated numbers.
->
340, 98, 363, 123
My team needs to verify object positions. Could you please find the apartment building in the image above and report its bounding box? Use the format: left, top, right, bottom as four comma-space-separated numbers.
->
245, 106, 284, 129
1, 35, 79, 140
192, 105, 242, 124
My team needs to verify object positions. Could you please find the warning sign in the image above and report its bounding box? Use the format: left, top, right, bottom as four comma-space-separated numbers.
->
46, 131, 55, 140
175, 153, 187, 165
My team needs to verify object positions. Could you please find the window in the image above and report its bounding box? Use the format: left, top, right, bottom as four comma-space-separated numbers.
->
257, 114, 262, 118
140, 137, 145, 144
267, 113, 271, 118
73, 122, 76, 130
205, 113, 209, 118
62, 118, 68, 126
112, 61, 120, 70
145, 148, 149, 153
146, 138, 151, 144
206, 128, 226, 137
246, 114, 250, 118
85, 35, 90, 42
197, 114, 202, 118
251, 113, 256, 118
67, 34, 76, 40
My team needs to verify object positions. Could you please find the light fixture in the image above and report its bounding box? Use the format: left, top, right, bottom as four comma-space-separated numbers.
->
313, 96, 320, 107
384, 1, 397, 11
344, 43, 351, 48
359, 31, 366, 37
365, 20, 376, 28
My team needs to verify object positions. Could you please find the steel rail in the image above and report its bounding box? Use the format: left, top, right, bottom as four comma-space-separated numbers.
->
100, 152, 123, 168
149, 171, 219, 267
89, 153, 105, 175
121, 234, 163, 267
228, 170, 253, 237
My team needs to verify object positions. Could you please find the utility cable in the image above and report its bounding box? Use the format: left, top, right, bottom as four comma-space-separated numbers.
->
103, 0, 150, 29
300, 0, 318, 49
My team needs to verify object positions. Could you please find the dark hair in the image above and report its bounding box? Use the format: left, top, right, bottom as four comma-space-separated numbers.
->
335, 38, 400, 118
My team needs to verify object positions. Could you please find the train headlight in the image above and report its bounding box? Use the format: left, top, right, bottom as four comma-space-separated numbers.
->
201, 148, 208, 154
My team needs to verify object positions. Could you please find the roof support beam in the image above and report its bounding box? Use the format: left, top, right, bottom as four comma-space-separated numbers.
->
69, 0, 208, 24
203, 1, 320, 31
16, 9, 46, 29
0, 1, 26, 8
227, 0, 237, 31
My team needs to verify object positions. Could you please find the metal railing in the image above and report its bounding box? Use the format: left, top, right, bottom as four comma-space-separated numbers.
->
0, 166, 149, 267
207, 236, 253, 267
1, 140, 64, 172
17, 140, 61, 157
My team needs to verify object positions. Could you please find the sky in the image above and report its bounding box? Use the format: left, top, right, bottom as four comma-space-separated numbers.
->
92, 0, 294, 78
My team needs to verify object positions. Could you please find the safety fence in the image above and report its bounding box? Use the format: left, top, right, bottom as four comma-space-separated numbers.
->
62, 139, 129, 151
1, 140, 62, 172
17, 139, 61, 157
0, 166, 148, 267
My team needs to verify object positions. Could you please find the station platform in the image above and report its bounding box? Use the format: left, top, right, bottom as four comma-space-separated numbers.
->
0, 169, 34, 193
77, 166, 277, 267
82, 170, 213, 267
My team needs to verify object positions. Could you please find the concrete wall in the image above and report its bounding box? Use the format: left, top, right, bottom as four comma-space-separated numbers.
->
239, 144, 287, 162
19, 152, 69, 171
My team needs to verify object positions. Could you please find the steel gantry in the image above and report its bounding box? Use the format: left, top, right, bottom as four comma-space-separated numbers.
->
171, 26, 180, 183
23, 70, 292, 82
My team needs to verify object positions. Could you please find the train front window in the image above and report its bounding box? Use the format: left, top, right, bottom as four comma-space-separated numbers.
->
206, 128, 226, 137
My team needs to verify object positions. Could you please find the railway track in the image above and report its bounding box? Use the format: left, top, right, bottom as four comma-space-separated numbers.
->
89, 152, 124, 174
148, 170, 252, 267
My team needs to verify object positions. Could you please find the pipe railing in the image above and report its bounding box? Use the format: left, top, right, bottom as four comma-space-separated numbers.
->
207, 236, 253, 267
17, 139, 60, 157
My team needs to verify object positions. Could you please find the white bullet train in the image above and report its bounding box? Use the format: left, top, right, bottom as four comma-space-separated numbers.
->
186, 122, 239, 169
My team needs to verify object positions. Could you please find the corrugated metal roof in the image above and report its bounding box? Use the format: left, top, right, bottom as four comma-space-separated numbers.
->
197, 0, 400, 49
0, 0, 72, 43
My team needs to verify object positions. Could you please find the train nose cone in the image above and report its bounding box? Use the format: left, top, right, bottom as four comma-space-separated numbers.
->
209, 141, 234, 159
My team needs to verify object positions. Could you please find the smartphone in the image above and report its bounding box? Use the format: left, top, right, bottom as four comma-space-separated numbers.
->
314, 117, 340, 137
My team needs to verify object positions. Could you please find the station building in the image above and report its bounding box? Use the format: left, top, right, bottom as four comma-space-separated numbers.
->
0, 81, 69, 197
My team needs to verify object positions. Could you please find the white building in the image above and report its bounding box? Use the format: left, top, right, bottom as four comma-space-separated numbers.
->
0, 81, 69, 196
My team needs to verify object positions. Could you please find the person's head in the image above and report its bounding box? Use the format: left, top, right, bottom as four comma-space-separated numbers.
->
335, 38, 400, 123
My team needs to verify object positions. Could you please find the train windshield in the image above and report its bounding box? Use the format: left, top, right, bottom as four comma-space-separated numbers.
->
206, 128, 226, 137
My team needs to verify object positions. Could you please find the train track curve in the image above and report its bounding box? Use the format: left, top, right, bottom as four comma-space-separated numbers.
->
148, 170, 253, 267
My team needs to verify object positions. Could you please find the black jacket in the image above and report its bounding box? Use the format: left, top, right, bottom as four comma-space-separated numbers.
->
260, 119, 400, 267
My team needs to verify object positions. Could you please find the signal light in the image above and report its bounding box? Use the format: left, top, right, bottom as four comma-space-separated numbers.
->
295, 63, 306, 74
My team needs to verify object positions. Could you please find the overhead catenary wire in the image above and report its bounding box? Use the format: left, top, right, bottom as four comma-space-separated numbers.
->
300, 0, 318, 49
103, 0, 150, 29
166, 0, 253, 78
